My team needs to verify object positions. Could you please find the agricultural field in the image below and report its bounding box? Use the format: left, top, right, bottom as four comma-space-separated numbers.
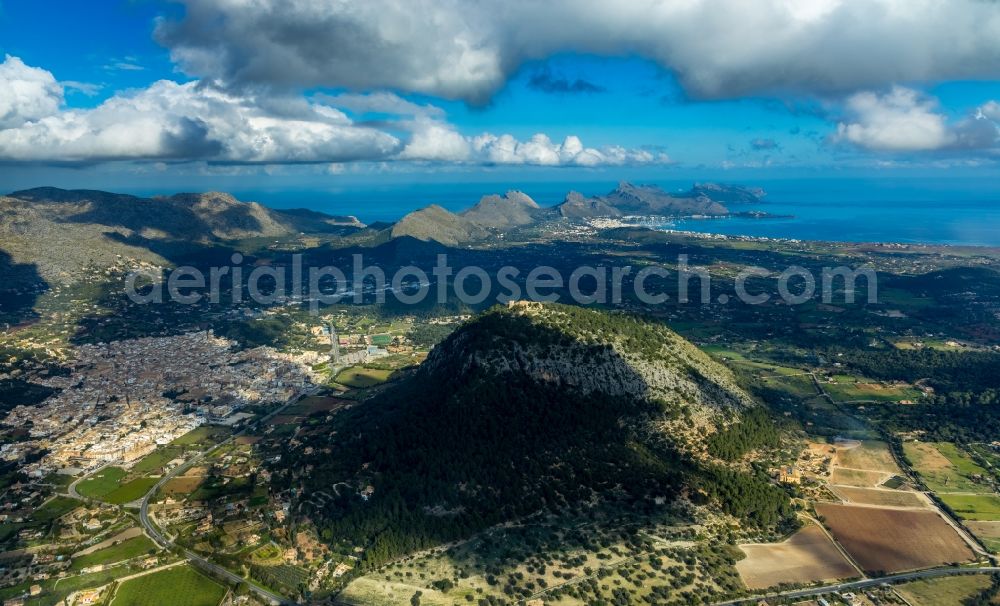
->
283, 395, 347, 415
969, 443, 1000, 468
938, 493, 1000, 521
829, 468, 889, 488
965, 522, 1000, 553
834, 440, 901, 474
936, 442, 993, 478
814, 503, 974, 573
162, 474, 205, 497
34, 495, 79, 522
110, 564, 226, 606
822, 375, 921, 403
760, 373, 818, 399
70, 535, 157, 571
77, 464, 173, 505
102, 477, 159, 505
251, 563, 310, 594
77, 467, 128, 500
895, 574, 996, 606
333, 366, 395, 388
171, 426, 230, 447
735, 524, 858, 590
130, 446, 185, 474
828, 486, 927, 508
904, 441, 993, 494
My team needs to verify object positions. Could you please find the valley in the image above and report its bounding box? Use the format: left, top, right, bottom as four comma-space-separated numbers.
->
1, 185, 1000, 606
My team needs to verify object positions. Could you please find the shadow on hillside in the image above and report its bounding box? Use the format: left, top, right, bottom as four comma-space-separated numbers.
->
0, 249, 48, 326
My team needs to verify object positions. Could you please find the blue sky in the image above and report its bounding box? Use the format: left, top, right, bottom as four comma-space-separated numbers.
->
1, 0, 999, 193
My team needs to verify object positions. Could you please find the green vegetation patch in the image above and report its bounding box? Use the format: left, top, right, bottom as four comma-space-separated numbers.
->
70, 535, 157, 571
759, 373, 817, 399
823, 375, 921, 403
939, 494, 1000, 521
103, 477, 159, 505
34, 495, 79, 522
131, 446, 185, 474
250, 563, 310, 594
935, 441, 992, 477
333, 366, 394, 388
881, 475, 907, 489
110, 564, 226, 606
77, 467, 127, 499
903, 441, 992, 494
896, 574, 995, 606
171, 426, 230, 447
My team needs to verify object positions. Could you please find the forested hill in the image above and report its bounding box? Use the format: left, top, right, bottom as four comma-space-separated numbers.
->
272, 304, 793, 571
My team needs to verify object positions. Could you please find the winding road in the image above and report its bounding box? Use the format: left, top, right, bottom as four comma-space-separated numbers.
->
137, 390, 321, 606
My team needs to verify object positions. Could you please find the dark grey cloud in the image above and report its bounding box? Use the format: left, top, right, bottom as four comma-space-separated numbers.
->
527, 68, 605, 94
750, 138, 779, 151
156, 0, 1000, 104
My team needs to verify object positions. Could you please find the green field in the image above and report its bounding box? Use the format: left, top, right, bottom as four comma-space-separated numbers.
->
102, 477, 159, 505
171, 426, 229, 447
939, 494, 1000, 521
34, 495, 79, 522
110, 564, 226, 606
823, 375, 921, 403
896, 574, 994, 605
761, 373, 817, 398
77, 467, 128, 499
131, 446, 185, 474
70, 535, 157, 571
903, 442, 993, 494
333, 366, 394, 388
935, 442, 992, 478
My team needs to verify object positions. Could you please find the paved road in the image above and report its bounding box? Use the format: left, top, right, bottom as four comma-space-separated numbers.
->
139, 390, 319, 606
713, 566, 1000, 605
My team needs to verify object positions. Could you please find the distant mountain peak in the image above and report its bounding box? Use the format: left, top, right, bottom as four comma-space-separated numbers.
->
461, 190, 545, 228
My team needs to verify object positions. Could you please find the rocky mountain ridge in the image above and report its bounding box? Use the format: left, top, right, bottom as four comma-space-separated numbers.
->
389, 181, 765, 244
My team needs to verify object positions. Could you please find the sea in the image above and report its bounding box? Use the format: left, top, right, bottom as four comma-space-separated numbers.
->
225, 177, 1000, 247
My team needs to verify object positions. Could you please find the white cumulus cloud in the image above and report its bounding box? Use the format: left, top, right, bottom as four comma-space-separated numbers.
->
399, 123, 668, 166
836, 87, 953, 152
0, 55, 64, 129
0, 56, 663, 167
836, 87, 1000, 153
0, 58, 401, 164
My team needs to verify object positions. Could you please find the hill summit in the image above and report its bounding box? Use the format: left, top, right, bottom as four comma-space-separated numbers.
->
279, 304, 792, 569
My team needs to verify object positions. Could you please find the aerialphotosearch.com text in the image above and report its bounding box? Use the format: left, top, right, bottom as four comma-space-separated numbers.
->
125, 253, 878, 313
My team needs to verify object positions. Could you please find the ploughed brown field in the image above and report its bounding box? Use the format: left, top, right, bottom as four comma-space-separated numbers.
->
163, 475, 205, 496
736, 524, 858, 590
815, 503, 974, 574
